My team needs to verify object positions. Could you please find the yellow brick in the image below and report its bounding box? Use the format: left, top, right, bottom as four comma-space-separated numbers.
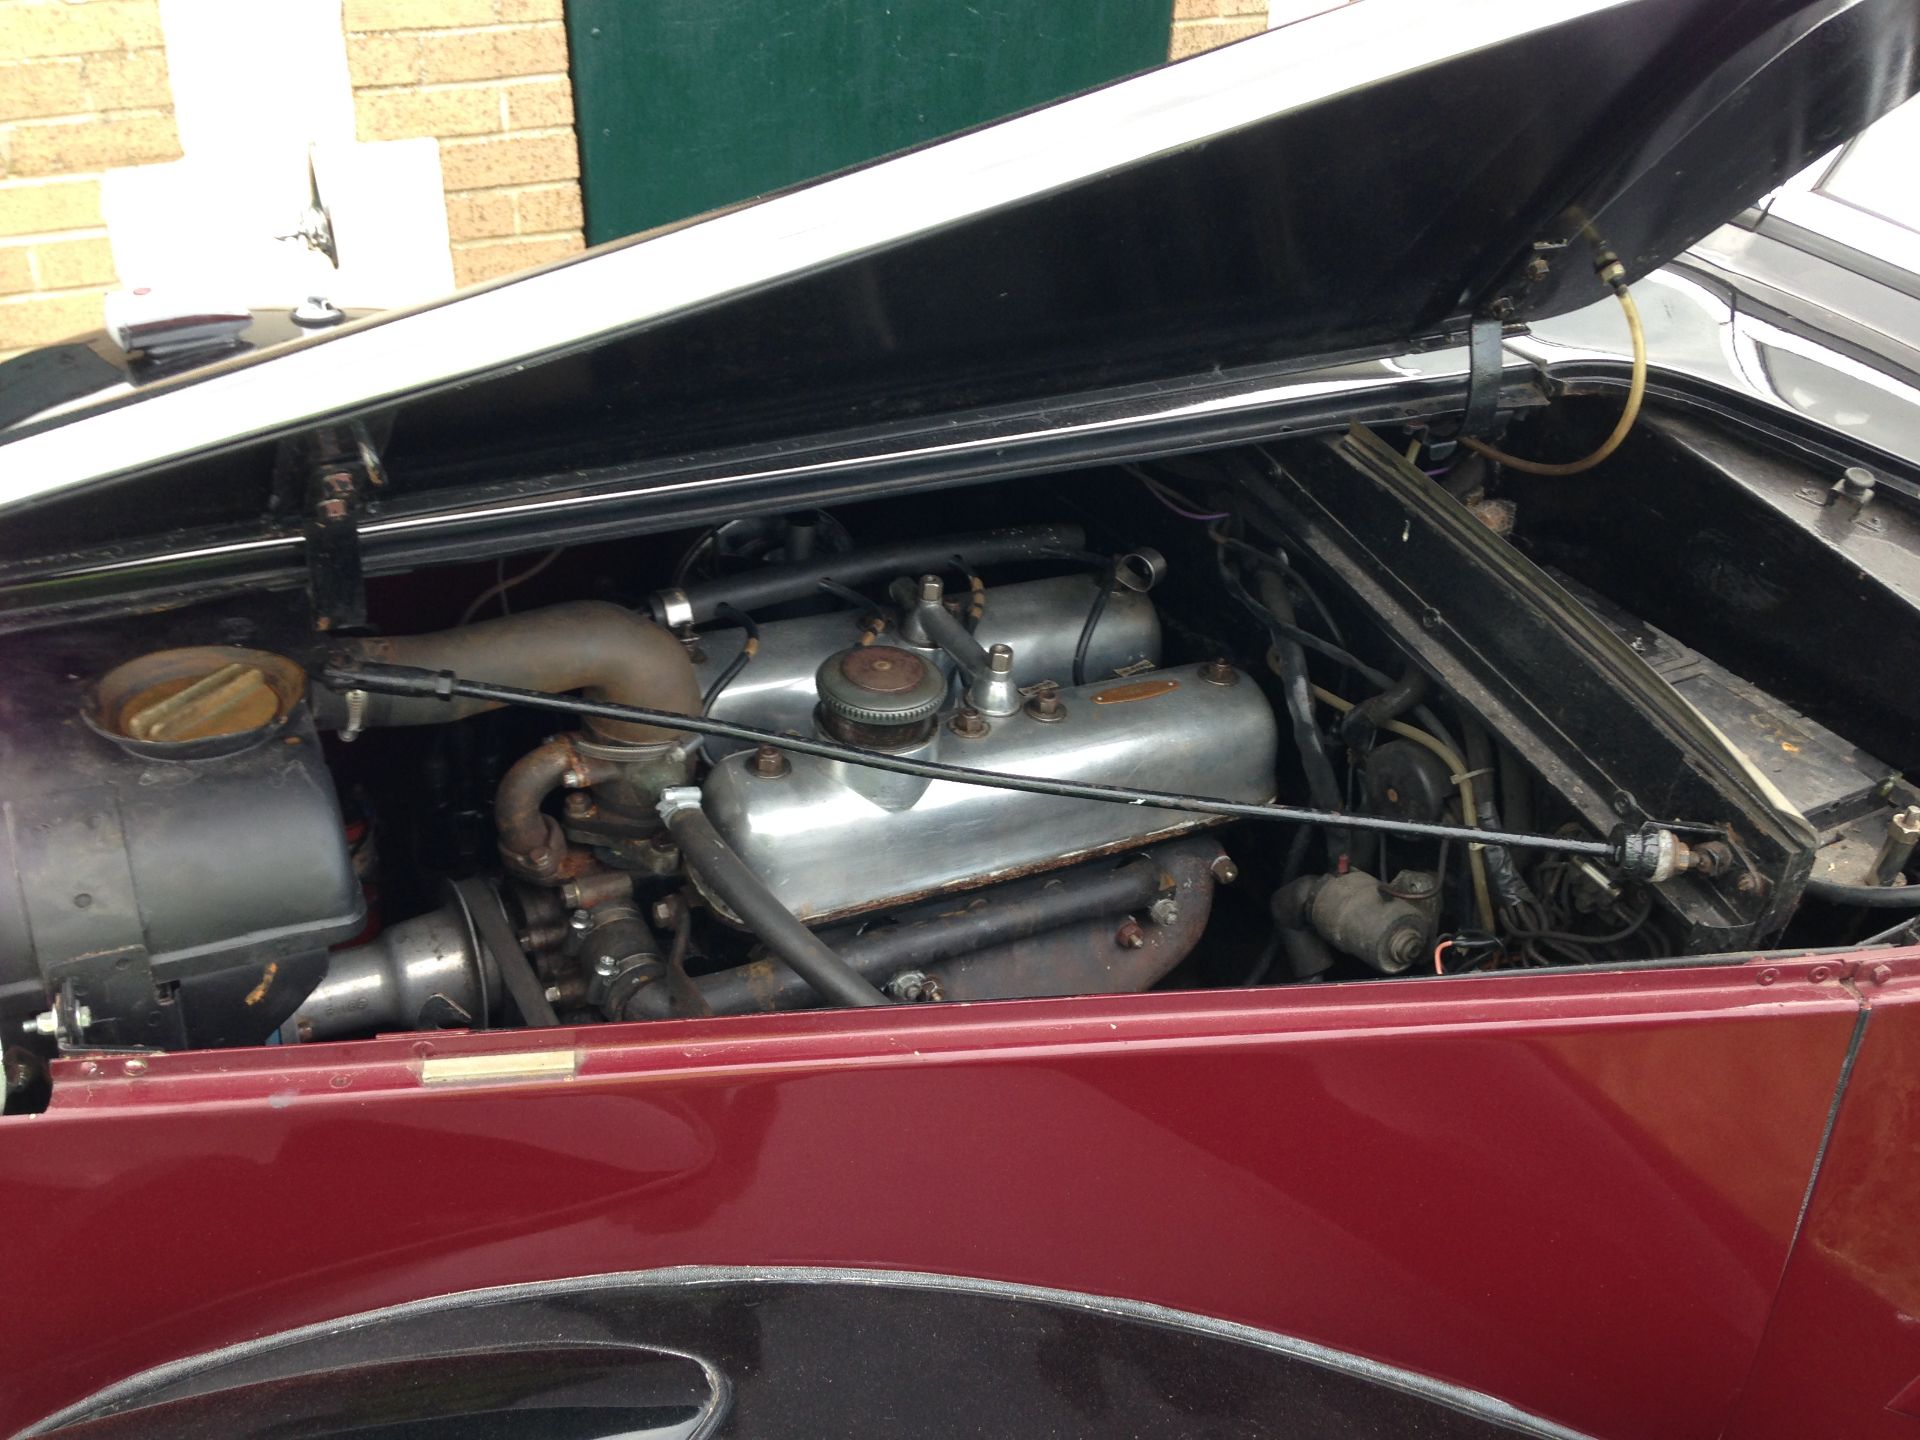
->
6, 111, 180, 177
346, 33, 420, 86
0, 289, 104, 349
504, 76, 570, 131
0, 178, 102, 236
1170, 16, 1266, 59
0, 1, 164, 62
420, 25, 567, 84
444, 188, 514, 240
0, 58, 86, 122
32, 233, 113, 287
438, 131, 576, 189
453, 233, 583, 287
342, 0, 494, 32
512, 181, 580, 234
1173, 0, 1223, 17
81, 47, 170, 110
0, 244, 32, 294
356, 84, 500, 141
499, 0, 563, 19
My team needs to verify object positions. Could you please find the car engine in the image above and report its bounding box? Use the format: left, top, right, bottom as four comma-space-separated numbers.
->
4, 424, 1917, 1098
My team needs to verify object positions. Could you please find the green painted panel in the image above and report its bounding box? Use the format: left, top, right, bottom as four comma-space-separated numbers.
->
567, 0, 1174, 244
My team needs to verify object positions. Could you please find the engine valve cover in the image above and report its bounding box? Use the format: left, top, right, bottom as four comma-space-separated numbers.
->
701, 663, 1277, 922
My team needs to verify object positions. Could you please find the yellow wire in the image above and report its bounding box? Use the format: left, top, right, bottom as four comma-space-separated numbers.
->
1461, 284, 1646, 476
1308, 683, 1498, 933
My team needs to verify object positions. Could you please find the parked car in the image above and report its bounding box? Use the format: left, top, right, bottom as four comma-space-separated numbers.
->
3, 1, 1919, 1435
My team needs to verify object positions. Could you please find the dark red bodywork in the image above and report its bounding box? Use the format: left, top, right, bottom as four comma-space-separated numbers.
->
4, 947, 1917, 1437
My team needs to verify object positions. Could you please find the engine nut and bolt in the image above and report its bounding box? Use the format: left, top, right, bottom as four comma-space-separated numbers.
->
1115, 920, 1147, 949
650, 898, 677, 927
1025, 683, 1066, 722
593, 954, 620, 978
563, 792, 595, 820
988, 644, 1013, 675
886, 970, 946, 1003
1148, 897, 1181, 927
750, 744, 790, 779
1211, 856, 1239, 885
568, 908, 594, 937
1869, 805, 1920, 887
918, 574, 944, 604
21, 1005, 90, 1037
949, 706, 990, 739
1200, 658, 1239, 686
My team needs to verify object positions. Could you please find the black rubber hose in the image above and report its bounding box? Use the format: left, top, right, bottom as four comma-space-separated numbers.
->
664, 525, 1085, 624
1248, 564, 1349, 865
1804, 877, 1920, 909
1344, 665, 1430, 744
665, 806, 889, 1007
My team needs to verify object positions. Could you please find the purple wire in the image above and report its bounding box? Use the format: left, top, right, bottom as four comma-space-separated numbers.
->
1137, 474, 1228, 522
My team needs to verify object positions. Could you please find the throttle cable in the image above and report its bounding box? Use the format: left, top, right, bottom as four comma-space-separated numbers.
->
320, 659, 1701, 874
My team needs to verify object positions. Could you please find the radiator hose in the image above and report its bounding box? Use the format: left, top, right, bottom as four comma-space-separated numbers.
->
658, 789, 888, 1007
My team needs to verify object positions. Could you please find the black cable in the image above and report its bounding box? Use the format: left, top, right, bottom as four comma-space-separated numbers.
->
817, 577, 886, 613
1073, 562, 1117, 687
322, 660, 1630, 860
1804, 877, 1920, 909
701, 602, 759, 714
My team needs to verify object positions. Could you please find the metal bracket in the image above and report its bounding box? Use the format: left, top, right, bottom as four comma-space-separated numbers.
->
1459, 313, 1506, 440
302, 422, 386, 633
1424, 314, 1505, 462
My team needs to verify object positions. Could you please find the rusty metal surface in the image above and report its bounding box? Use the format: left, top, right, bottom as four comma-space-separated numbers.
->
926, 837, 1218, 1001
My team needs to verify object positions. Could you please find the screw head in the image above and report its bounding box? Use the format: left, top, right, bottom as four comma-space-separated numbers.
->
750, 744, 790, 778
568, 908, 594, 935
1758, 967, 1778, 986
593, 954, 620, 978
1870, 963, 1894, 985
1200, 658, 1238, 686
1210, 856, 1239, 885
1115, 920, 1147, 950
987, 643, 1014, 675
918, 574, 944, 604
1147, 897, 1181, 927
650, 898, 676, 927
1809, 965, 1833, 984
122, 1058, 147, 1076
1525, 256, 1551, 282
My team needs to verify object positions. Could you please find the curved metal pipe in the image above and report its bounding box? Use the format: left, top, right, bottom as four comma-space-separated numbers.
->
324, 601, 701, 744
495, 736, 620, 881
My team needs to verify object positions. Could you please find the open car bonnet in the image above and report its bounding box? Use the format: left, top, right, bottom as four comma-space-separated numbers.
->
0, 0, 1915, 544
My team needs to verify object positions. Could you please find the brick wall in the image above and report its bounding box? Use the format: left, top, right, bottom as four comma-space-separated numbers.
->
344, 0, 584, 288
0, 0, 179, 354
1170, 0, 1268, 60
0, 2, 1274, 362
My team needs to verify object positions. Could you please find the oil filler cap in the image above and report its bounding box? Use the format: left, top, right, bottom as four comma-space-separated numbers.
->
816, 645, 947, 731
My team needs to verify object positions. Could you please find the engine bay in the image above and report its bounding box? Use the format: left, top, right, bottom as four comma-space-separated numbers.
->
4, 410, 1917, 1110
